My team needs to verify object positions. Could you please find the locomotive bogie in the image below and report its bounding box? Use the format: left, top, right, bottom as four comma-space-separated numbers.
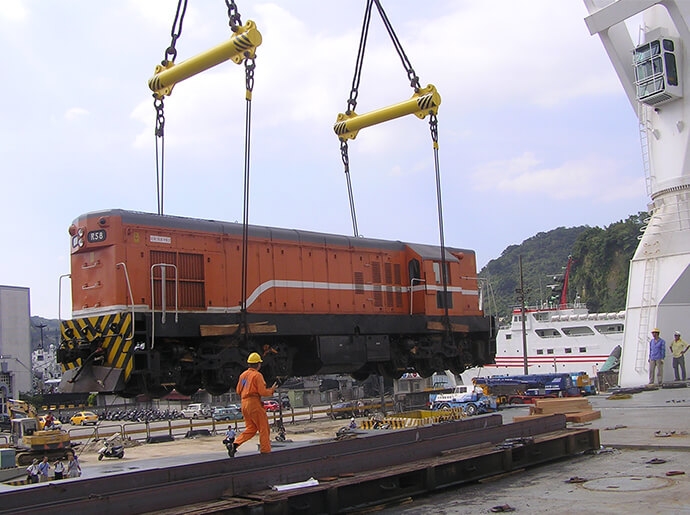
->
58, 210, 495, 396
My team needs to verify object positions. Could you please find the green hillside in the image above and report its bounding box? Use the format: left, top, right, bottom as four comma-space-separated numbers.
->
480, 212, 646, 322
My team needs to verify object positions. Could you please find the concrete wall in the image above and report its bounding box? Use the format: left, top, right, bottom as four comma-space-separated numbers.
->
0, 286, 32, 399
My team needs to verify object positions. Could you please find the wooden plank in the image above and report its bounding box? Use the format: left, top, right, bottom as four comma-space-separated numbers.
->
534, 398, 591, 409
426, 321, 470, 332
531, 398, 591, 415
565, 410, 601, 423
200, 323, 277, 337
512, 414, 554, 423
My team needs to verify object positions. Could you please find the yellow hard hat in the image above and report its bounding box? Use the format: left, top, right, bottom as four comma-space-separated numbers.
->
247, 352, 263, 364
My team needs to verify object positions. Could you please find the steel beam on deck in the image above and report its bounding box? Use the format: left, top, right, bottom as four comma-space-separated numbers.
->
0, 415, 599, 514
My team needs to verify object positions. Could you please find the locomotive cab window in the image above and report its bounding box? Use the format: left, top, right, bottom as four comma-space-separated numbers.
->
408, 259, 421, 281
432, 262, 451, 285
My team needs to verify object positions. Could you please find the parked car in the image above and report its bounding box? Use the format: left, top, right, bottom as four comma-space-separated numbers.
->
262, 400, 281, 412
182, 403, 212, 419
70, 411, 99, 426
329, 401, 355, 420
0, 413, 11, 432
212, 407, 243, 421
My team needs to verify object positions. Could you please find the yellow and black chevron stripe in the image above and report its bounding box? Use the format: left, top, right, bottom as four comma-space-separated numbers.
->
60, 313, 135, 382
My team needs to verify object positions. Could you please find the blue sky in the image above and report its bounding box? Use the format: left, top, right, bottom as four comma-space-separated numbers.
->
0, 1, 647, 319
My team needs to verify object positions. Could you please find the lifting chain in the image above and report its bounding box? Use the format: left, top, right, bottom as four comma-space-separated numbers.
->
225, 0, 242, 32
154, 0, 188, 216
163, 0, 188, 65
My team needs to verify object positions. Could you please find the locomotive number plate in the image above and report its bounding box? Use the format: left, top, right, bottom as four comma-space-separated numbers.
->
87, 229, 107, 243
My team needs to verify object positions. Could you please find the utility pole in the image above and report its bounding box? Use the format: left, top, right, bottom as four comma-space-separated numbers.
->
515, 256, 529, 375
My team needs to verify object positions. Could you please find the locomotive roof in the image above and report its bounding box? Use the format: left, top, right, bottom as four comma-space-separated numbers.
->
78, 209, 473, 261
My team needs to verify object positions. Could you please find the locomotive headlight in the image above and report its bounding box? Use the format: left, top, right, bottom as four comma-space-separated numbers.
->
78, 228, 85, 237
78, 238, 84, 248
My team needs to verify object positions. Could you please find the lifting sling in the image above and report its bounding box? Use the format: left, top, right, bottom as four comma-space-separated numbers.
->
334, 0, 451, 326
148, 0, 260, 340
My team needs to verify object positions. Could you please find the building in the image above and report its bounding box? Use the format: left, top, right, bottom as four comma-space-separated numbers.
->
33, 345, 62, 393
0, 285, 32, 411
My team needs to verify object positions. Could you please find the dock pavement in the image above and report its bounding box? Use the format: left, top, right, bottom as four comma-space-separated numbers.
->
385, 383, 690, 514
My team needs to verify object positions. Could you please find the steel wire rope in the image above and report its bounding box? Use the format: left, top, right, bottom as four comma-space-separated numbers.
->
239, 56, 255, 342
429, 115, 450, 328
372, 0, 420, 90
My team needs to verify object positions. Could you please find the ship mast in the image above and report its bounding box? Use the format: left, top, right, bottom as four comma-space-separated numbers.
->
517, 256, 529, 375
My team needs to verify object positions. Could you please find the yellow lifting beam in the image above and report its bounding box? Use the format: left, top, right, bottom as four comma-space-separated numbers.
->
333, 84, 441, 141
148, 20, 262, 99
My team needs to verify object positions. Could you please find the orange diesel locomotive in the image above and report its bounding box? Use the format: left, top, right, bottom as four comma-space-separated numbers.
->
58, 209, 495, 397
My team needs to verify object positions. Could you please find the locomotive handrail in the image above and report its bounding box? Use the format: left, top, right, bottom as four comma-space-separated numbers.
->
116, 262, 135, 341
81, 281, 102, 290
58, 273, 71, 322
150, 263, 179, 350
409, 278, 426, 315
81, 259, 101, 269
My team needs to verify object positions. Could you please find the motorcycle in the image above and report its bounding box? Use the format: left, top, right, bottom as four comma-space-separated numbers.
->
223, 438, 237, 457
97, 436, 125, 460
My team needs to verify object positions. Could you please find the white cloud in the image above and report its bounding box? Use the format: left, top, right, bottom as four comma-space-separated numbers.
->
472, 152, 643, 201
64, 108, 89, 121
0, 0, 28, 22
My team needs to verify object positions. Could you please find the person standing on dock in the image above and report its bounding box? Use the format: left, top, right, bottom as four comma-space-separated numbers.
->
66, 452, 81, 478
230, 352, 277, 456
37, 456, 51, 482
53, 459, 64, 480
648, 328, 666, 386
670, 331, 689, 381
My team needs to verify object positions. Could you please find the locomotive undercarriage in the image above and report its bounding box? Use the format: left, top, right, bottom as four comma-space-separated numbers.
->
59, 311, 495, 397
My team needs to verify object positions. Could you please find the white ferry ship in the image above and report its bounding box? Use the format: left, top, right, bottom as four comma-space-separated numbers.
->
462, 259, 624, 382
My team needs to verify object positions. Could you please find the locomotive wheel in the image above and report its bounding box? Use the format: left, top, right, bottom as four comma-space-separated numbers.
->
414, 360, 435, 378
175, 381, 202, 397
350, 368, 370, 382
446, 357, 466, 375
203, 370, 234, 396
146, 384, 172, 399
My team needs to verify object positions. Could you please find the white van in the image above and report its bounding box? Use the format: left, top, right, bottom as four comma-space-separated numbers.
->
181, 403, 211, 419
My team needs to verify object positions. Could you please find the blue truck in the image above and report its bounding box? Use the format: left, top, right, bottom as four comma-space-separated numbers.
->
430, 390, 498, 416
472, 373, 581, 405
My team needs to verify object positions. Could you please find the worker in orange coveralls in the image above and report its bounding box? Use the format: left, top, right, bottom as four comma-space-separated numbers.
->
230, 352, 277, 456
